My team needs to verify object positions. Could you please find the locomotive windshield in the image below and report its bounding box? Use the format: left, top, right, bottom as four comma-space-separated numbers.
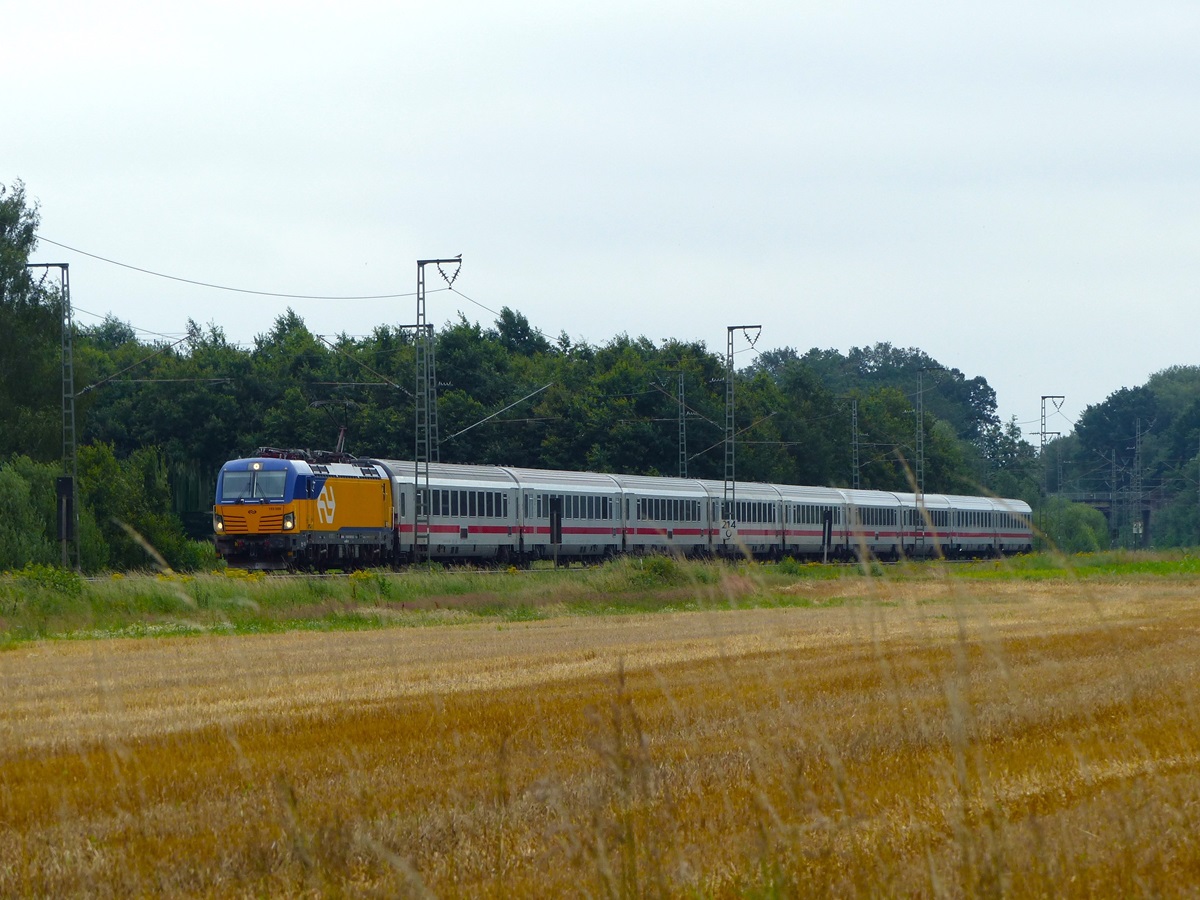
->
220, 469, 287, 501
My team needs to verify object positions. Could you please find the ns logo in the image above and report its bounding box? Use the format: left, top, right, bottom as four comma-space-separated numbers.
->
316, 483, 337, 525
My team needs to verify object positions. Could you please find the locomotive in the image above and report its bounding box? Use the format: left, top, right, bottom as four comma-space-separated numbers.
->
212, 449, 1033, 570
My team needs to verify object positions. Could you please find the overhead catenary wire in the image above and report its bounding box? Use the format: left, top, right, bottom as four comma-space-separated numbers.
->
35, 235, 447, 301
443, 383, 554, 441
315, 335, 413, 398
76, 334, 191, 396
73, 305, 187, 341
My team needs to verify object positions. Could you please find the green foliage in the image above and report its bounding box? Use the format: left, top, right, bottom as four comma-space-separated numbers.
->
0, 459, 57, 569
78, 443, 213, 572
1149, 492, 1200, 550
15, 562, 84, 596
1038, 497, 1111, 554
632, 555, 685, 587
0, 181, 60, 461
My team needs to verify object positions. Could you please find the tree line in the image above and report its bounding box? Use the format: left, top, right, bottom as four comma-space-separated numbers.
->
7, 179, 1194, 570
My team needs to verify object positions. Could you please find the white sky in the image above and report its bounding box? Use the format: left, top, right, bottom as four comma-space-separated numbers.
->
8, 1, 1199, 440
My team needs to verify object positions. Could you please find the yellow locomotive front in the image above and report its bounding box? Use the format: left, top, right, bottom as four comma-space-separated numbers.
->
213, 455, 394, 569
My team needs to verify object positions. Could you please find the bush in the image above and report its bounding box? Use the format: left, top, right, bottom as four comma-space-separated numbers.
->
16, 562, 84, 597
1038, 497, 1110, 554
0, 460, 57, 569
632, 555, 685, 587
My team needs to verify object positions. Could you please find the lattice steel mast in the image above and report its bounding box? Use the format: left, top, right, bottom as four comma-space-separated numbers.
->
412, 255, 460, 561
678, 372, 687, 479
723, 325, 761, 533
26, 263, 78, 569
851, 397, 860, 491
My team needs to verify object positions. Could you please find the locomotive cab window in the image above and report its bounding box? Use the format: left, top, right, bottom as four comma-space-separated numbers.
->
220, 469, 287, 502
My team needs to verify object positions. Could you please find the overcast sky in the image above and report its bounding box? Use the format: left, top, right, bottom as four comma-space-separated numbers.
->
8, 1, 1199, 440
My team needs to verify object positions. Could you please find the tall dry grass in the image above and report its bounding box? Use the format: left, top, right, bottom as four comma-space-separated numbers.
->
3, 561, 1200, 895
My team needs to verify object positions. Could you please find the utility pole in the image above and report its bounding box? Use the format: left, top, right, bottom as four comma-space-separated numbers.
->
1111, 449, 1118, 547
723, 325, 761, 542
915, 367, 944, 499
26, 262, 78, 570
412, 255, 460, 562
678, 372, 687, 479
1132, 418, 1144, 548
851, 397, 860, 491
1040, 395, 1064, 494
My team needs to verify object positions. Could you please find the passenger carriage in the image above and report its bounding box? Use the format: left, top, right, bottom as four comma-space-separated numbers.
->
840, 488, 904, 560
777, 484, 847, 560
371, 460, 521, 563
942, 494, 1001, 557
894, 492, 952, 559
612, 474, 710, 557
499, 466, 623, 563
991, 497, 1034, 555
698, 479, 784, 558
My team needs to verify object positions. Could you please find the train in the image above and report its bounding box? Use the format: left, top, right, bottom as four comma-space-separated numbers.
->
211, 449, 1034, 570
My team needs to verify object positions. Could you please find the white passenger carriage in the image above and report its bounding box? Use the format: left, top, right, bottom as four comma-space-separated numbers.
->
992, 497, 1034, 555
501, 466, 623, 562
373, 460, 521, 562
940, 494, 998, 556
698, 479, 784, 558
894, 492, 952, 559
778, 484, 847, 560
840, 489, 904, 560
613, 473, 711, 557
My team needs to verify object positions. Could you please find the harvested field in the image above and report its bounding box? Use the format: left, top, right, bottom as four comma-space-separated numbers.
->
4, 571, 1200, 895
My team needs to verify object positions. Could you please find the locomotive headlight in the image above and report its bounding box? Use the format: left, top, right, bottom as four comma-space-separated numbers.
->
282, 512, 296, 531
213, 512, 225, 533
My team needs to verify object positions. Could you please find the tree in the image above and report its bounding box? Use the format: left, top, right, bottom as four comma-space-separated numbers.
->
491, 307, 551, 357
0, 180, 61, 461
1038, 496, 1110, 553
1075, 386, 1158, 473
0, 458, 57, 569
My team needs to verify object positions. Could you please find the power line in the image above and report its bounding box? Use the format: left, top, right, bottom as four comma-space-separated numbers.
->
73, 305, 186, 341
448, 286, 501, 318
35, 235, 445, 301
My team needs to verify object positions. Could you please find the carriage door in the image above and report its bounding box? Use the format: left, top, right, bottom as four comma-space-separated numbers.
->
822, 508, 833, 563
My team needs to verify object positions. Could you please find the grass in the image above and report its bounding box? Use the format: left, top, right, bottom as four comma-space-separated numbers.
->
4, 551, 1200, 894
3, 550, 1198, 646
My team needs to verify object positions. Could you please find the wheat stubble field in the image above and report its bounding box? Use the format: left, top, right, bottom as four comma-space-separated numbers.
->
4, 563, 1200, 896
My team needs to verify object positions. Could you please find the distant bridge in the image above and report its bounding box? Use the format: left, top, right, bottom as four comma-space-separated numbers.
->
1055, 490, 1172, 547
